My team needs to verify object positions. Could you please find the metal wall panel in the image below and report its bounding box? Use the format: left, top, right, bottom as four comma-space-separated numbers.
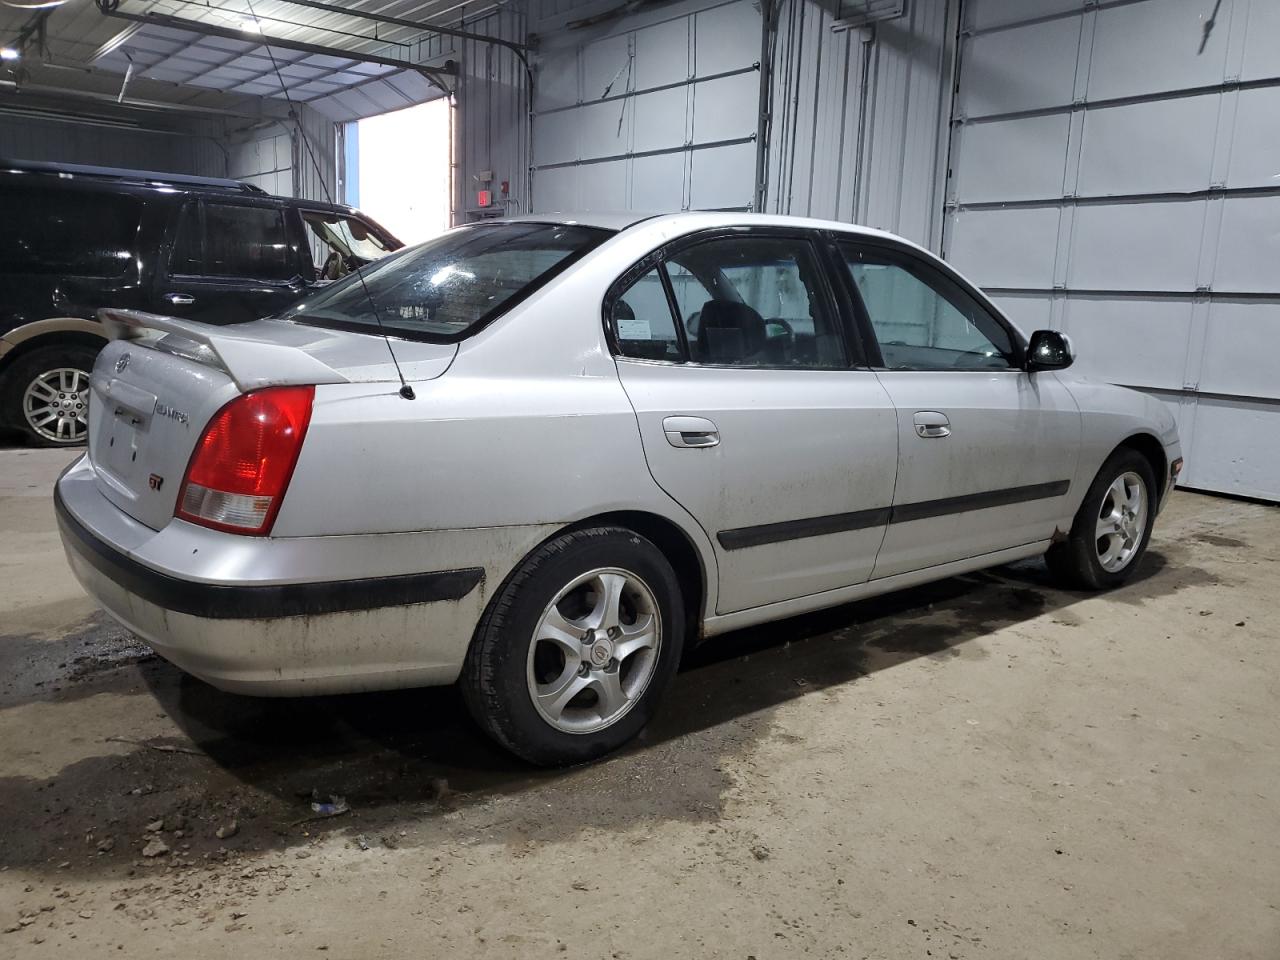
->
945, 0, 1280, 499
965, 0, 1080, 31
955, 16, 1081, 118
1061, 298, 1196, 391
950, 114, 1070, 202
765, 0, 956, 248
1214, 196, 1280, 293
1067, 201, 1207, 292
453, 10, 531, 220
1076, 95, 1219, 196
529, 0, 760, 214
1227, 87, 1280, 187
0, 112, 227, 178
688, 141, 757, 209
947, 207, 1061, 288
1199, 303, 1280, 401
1086, 0, 1234, 102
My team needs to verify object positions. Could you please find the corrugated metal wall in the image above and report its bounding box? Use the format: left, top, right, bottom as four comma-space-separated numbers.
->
226, 105, 337, 201
765, 0, 955, 250
944, 0, 1280, 501
0, 111, 228, 177
528, 0, 763, 214
452, 9, 531, 220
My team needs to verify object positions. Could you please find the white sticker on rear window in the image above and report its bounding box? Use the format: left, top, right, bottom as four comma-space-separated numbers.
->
617, 317, 651, 340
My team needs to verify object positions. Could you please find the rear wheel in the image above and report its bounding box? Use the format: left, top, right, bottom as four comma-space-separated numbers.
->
1, 344, 98, 447
1046, 448, 1157, 590
461, 527, 684, 766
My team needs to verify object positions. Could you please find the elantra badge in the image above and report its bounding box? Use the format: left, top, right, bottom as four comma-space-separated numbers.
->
148, 474, 164, 491
154, 401, 189, 426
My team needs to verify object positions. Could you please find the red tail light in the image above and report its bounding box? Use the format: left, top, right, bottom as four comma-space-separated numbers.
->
176, 385, 315, 535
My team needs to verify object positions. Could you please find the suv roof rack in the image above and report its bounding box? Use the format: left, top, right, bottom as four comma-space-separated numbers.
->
0, 158, 267, 195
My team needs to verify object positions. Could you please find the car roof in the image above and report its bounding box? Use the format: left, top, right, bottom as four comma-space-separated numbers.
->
490, 210, 913, 245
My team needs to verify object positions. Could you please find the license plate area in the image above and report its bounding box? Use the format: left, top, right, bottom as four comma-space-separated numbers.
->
96, 378, 158, 488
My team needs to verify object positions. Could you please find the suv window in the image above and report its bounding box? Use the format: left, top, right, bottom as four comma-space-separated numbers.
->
282, 222, 610, 343
839, 243, 1015, 371
169, 202, 202, 275
667, 236, 846, 368
303, 212, 395, 281
0, 184, 141, 278
203, 203, 294, 280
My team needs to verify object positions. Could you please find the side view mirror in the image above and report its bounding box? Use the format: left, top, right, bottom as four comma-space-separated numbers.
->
1026, 329, 1074, 372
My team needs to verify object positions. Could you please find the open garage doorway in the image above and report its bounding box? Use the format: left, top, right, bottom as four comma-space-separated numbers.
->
343, 99, 452, 246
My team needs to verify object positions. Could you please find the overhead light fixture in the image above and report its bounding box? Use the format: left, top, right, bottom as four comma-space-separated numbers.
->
2, 0, 71, 9
0, 47, 19, 61
213, 10, 262, 33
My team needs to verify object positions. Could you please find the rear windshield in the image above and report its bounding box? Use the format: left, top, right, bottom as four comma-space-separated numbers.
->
281, 222, 612, 342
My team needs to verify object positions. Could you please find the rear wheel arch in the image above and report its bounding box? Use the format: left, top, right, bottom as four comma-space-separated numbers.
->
559, 511, 710, 642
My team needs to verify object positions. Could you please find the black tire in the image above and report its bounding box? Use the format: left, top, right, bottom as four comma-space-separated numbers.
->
460, 526, 685, 766
0, 344, 99, 447
1046, 447, 1158, 590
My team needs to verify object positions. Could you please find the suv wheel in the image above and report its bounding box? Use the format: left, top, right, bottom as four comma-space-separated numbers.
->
1, 345, 97, 447
461, 526, 685, 766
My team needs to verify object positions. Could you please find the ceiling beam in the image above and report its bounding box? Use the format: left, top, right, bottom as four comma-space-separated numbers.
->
99, 9, 457, 83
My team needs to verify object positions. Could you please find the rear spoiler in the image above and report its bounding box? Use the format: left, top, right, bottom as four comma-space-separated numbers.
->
98, 309, 349, 392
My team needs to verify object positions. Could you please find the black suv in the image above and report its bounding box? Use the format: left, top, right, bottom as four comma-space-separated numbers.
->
0, 159, 401, 446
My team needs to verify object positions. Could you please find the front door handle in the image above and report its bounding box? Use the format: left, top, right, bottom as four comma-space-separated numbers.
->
913, 411, 951, 438
663, 416, 720, 448
164, 293, 196, 306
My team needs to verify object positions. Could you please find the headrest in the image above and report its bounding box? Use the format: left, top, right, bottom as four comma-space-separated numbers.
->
697, 300, 766, 362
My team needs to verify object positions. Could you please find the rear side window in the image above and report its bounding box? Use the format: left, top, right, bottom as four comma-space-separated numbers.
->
610, 235, 847, 369
282, 222, 610, 343
169, 202, 202, 275
202, 203, 294, 280
609, 267, 683, 361
0, 183, 141, 278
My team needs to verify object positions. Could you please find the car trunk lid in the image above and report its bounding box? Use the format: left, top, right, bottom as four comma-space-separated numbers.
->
88, 309, 456, 531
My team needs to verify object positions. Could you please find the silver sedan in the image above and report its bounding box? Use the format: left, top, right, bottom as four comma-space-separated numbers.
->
56, 212, 1183, 765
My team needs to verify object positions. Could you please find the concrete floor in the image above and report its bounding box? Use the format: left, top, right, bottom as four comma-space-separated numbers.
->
1, 446, 1277, 959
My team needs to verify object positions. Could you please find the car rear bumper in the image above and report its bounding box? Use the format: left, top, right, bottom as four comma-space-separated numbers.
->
55, 456, 550, 696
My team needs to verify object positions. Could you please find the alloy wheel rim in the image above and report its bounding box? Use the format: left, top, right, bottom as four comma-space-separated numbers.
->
526, 567, 662, 735
23, 367, 90, 444
1095, 470, 1147, 573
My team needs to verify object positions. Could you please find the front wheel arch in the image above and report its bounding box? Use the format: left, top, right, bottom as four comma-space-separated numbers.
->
1115, 432, 1168, 501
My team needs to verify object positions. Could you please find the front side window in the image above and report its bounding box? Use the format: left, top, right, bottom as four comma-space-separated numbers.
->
0, 183, 141, 278
840, 244, 1016, 371
283, 222, 610, 342
304, 212, 396, 281
202, 203, 294, 280
665, 236, 846, 368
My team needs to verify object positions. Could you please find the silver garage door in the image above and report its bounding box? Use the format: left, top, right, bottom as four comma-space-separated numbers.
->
943, 0, 1280, 501
530, 0, 762, 213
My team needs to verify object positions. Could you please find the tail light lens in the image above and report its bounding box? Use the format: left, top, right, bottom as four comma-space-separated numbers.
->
176, 385, 315, 535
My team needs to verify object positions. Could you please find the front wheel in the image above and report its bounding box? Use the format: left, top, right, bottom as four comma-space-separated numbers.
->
0, 344, 98, 447
461, 527, 685, 766
1046, 448, 1158, 590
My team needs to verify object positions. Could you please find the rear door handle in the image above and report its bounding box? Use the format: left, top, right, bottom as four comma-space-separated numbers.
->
164, 293, 195, 306
663, 416, 720, 448
913, 411, 951, 438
